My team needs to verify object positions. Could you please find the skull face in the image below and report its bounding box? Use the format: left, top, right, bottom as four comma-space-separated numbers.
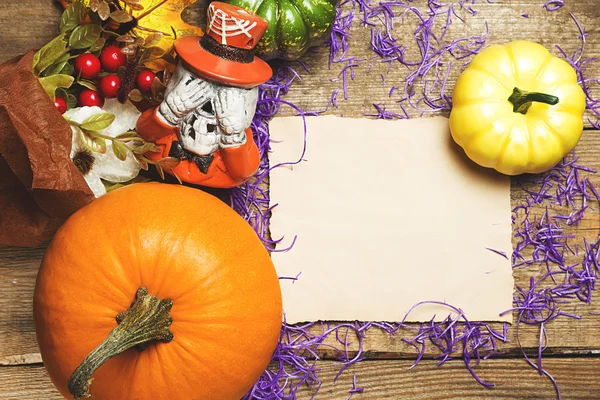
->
165, 62, 259, 156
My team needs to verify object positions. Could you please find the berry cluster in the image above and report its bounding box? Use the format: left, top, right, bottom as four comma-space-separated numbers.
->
54, 45, 156, 113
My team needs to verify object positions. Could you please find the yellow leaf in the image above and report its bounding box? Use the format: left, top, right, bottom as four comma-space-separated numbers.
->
59, 0, 203, 67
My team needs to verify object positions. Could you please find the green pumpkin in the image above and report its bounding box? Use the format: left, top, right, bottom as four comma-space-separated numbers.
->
226, 0, 338, 60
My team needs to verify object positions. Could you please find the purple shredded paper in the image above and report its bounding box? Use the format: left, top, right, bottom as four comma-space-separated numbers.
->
326, 0, 489, 117
233, 3, 600, 399
543, 1, 565, 12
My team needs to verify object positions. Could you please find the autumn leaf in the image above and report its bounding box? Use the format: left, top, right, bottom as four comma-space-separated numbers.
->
33, 33, 68, 76
38, 74, 75, 100
132, 0, 203, 41
59, 0, 203, 65
110, 9, 134, 23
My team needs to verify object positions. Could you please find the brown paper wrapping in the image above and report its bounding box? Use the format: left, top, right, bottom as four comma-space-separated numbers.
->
0, 52, 95, 247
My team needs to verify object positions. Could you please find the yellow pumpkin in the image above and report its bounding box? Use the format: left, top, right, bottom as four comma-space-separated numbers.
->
450, 41, 586, 175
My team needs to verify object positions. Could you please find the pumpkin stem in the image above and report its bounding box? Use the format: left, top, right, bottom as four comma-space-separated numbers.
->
508, 87, 559, 114
67, 287, 174, 399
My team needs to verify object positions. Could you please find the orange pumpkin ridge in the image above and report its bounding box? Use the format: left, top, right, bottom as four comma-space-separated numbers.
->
34, 182, 282, 400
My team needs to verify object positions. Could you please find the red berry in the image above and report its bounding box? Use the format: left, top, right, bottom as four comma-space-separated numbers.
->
74, 53, 101, 80
78, 89, 104, 108
99, 74, 121, 99
136, 70, 156, 93
100, 45, 127, 72
54, 97, 67, 114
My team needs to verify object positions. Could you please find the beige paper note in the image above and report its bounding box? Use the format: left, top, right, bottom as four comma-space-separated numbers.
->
269, 116, 513, 323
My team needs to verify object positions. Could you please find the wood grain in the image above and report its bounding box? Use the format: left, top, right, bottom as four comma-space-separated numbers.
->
2, 357, 600, 399
2, 134, 599, 361
0, 0, 61, 61
296, 358, 600, 399
280, 0, 600, 127
0, 0, 600, 399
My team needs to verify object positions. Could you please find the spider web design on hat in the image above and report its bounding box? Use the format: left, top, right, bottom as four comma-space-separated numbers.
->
208, 3, 258, 46
173, 1, 272, 88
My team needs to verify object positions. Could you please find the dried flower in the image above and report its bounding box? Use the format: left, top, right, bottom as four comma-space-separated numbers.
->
65, 100, 142, 197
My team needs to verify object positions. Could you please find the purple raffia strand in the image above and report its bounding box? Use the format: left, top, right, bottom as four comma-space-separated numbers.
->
240, 4, 600, 399
328, 0, 489, 114
543, 0, 564, 11
555, 13, 600, 126
245, 303, 509, 398
364, 102, 409, 119
486, 248, 509, 260
348, 374, 364, 398
230, 62, 308, 249
396, 301, 507, 387
499, 276, 582, 400
509, 154, 600, 399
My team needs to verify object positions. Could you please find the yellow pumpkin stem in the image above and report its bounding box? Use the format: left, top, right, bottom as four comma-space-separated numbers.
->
508, 87, 559, 115
67, 287, 174, 399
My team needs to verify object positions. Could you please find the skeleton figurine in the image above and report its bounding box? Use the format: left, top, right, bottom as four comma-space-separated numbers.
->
136, 2, 272, 188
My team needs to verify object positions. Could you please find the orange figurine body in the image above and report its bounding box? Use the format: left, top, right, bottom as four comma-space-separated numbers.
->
136, 2, 272, 188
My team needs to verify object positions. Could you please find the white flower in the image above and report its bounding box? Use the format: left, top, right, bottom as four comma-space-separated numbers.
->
67, 99, 142, 197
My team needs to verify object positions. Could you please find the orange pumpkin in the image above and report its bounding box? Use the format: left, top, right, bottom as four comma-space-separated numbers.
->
33, 182, 282, 400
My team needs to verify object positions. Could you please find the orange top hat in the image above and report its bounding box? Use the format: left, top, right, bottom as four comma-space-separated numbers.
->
174, 2, 272, 89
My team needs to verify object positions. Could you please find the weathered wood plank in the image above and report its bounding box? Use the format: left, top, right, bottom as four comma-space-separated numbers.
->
1, 1, 599, 130
281, 0, 600, 127
0, 365, 61, 400
0, 247, 45, 361
0, 0, 600, 360
0, 0, 62, 60
0, 5, 599, 400
295, 357, 600, 399
1, 155, 599, 361
1, 357, 600, 399
1, 129, 598, 361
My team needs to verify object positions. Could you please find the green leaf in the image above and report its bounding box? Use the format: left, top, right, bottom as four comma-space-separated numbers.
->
112, 140, 128, 161
95, 136, 108, 153
43, 60, 68, 77
41, 53, 70, 77
63, 115, 75, 124
33, 34, 67, 76
56, 88, 68, 102
38, 74, 75, 100
115, 131, 140, 139
69, 25, 103, 50
78, 79, 98, 91
89, 37, 106, 53
67, 94, 78, 109
60, 1, 87, 34
61, 62, 75, 76
80, 112, 115, 131
80, 129, 107, 153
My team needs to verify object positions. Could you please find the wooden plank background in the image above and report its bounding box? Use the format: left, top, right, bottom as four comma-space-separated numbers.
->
0, 0, 599, 398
